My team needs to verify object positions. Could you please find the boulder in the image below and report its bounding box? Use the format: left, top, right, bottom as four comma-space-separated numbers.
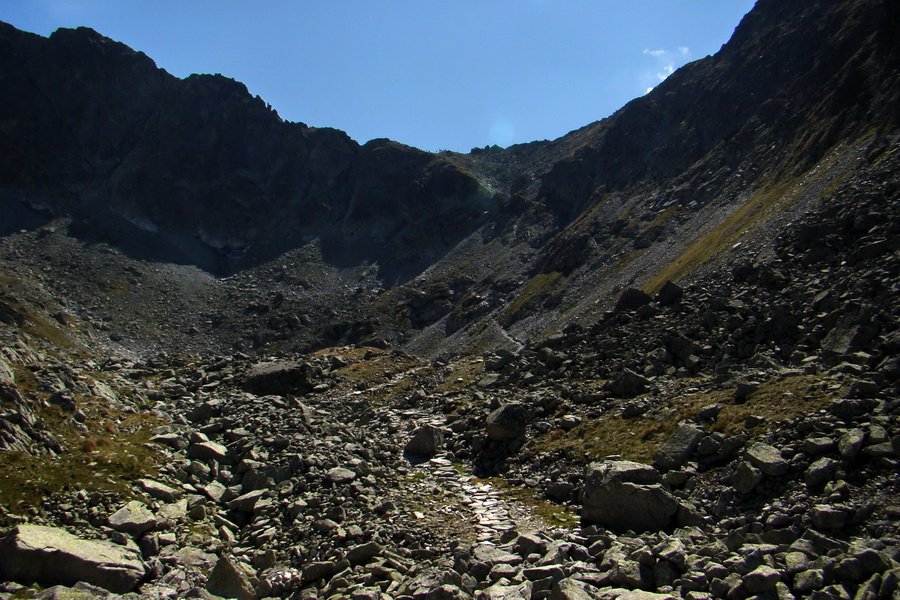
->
241, 361, 315, 396
550, 577, 598, 600
478, 580, 533, 599
805, 457, 838, 487
0, 525, 145, 593
655, 280, 684, 306
581, 460, 678, 532
187, 440, 231, 464
730, 460, 764, 493
653, 423, 704, 470
326, 467, 357, 485
744, 442, 789, 476
108, 500, 157, 537
136, 478, 181, 503
206, 555, 258, 600
404, 424, 445, 458
604, 369, 652, 398
615, 288, 653, 312
485, 402, 529, 441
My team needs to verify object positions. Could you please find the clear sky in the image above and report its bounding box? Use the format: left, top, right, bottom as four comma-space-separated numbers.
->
0, 0, 756, 153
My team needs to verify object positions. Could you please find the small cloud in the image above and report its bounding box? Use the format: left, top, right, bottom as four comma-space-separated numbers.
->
640, 46, 692, 94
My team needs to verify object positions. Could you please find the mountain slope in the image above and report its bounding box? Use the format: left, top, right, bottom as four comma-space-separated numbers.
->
0, 0, 898, 358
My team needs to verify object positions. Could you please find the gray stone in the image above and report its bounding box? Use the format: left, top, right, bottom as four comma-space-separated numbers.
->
730, 460, 764, 493
745, 442, 789, 476
655, 281, 684, 306
485, 402, 529, 441
158, 545, 217, 568
478, 580, 533, 599
227, 489, 267, 512
792, 569, 825, 594
581, 460, 678, 532
550, 577, 597, 600
136, 478, 182, 503
838, 429, 866, 458
783, 551, 811, 574
810, 505, 850, 530
862, 442, 895, 457
473, 544, 524, 567
404, 425, 445, 458
803, 437, 836, 455
201, 481, 228, 503
33, 585, 104, 599
347, 541, 383, 565
604, 369, 652, 398
654, 423, 704, 470
108, 500, 157, 537
206, 555, 258, 600
744, 565, 781, 593
150, 433, 189, 451
241, 360, 315, 395
187, 440, 231, 464
513, 532, 549, 557
325, 467, 357, 484
616, 288, 653, 312
0, 525, 145, 593
805, 457, 838, 487
600, 590, 680, 600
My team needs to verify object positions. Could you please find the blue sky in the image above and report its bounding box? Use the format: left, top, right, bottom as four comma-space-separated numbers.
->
1, 1, 756, 152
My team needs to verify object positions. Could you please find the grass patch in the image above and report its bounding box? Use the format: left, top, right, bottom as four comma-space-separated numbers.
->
643, 180, 798, 295
21, 313, 74, 348
710, 374, 838, 435
99, 277, 131, 298
331, 349, 429, 406
436, 357, 485, 396
0, 402, 165, 518
479, 477, 579, 528
528, 374, 838, 464
501, 271, 562, 326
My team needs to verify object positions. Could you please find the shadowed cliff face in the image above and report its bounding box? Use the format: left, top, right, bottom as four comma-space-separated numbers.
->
0, 0, 898, 356
0, 24, 496, 279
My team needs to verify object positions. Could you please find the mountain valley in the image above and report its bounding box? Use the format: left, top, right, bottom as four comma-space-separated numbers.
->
0, 0, 899, 598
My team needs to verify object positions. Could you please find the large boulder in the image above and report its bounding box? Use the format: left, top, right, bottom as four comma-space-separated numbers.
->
615, 288, 653, 312
485, 403, 529, 441
0, 525, 145, 593
404, 424, 445, 458
581, 460, 679, 532
654, 423, 704, 470
108, 500, 157, 537
206, 555, 258, 600
604, 369, 652, 398
241, 361, 315, 395
744, 442, 789, 476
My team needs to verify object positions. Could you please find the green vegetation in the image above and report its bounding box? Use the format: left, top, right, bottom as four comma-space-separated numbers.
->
325, 347, 428, 406
0, 399, 165, 518
644, 180, 797, 294
21, 312, 74, 348
528, 374, 837, 463
478, 477, 579, 528
501, 271, 562, 326
99, 277, 131, 297
435, 357, 485, 396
